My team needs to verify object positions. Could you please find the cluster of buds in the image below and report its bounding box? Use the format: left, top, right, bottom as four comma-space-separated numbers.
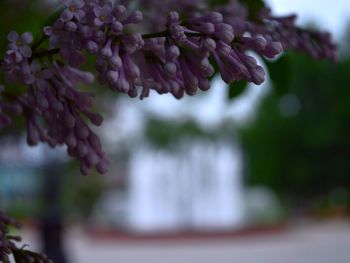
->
17, 60, 109, 175
1, 30, 109, 175
139, 11, 282, 99
0, 210, 19, 262
1, 210, 52, 263
0, 0, 337, 175
40, 1, 283, 100
0, 85, 22, 128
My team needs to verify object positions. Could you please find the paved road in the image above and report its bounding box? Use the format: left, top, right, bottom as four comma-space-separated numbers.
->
21, 220, 350, 263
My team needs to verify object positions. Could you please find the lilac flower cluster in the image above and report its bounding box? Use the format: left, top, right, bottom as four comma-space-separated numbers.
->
39, 0, 284, 100
0, 0, 337, 176
255, 9, 337, 61
1, 30, 108, 175
0, 86, 19, 128
1, 210, 53, 262
216, 2, 337, 61
138, 11, 282, 99
139, 0, 337, 61
0, 210, 19, 262
18, 61, 109, 175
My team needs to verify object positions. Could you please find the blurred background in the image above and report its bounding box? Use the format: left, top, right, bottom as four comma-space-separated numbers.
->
0, 0, 350, 262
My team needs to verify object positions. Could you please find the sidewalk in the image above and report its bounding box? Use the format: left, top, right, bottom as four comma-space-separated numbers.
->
21, 220, 350, 263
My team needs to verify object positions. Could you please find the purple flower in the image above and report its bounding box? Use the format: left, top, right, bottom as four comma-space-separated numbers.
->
0, 86, 12, 127
4, 50, 22, 64
60, 41, 87, 67
121, 33, 144, 54
7, 31, 33, 58
65, 21, 78, 32
61, 0, 85, 22
122, 11, 143, 25
43, 19, 65, 48
22, 62, 54, 88
3, 50, 23, 79
93, 3, 113, 26
112, 4, 126, 18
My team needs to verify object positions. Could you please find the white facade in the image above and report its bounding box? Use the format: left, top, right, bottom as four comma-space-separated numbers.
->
128, 140, 244, 232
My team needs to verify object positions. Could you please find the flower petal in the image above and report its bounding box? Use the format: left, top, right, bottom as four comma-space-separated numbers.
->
31, 62, 41, 73
8, 43, 19, 51
102, 4, 112, 15
61, 0, 72, 7
41, 69, 54, 79
94, 18, 104, 27
43, 26, 53, 36
93, 6, 101, 17
23, 75, 35, 85
21, 61, 32, 74
75, 10, 85, 22
55, 19, 65, 29
7, 31, 19, 42
49, 36, 60, 48
21, 32, 33, 44
61, 9, 73, 22
20, 45, 32, 58
36, 79, 49, 90
75, 0, 85, 8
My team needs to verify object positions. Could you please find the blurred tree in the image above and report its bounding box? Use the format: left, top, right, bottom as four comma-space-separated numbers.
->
240, 50, 350, 211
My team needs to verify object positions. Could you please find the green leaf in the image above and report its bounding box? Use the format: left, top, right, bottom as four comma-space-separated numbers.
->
228, 80, 248, 100
239, 0, 266, 20
265, 55, 293, 96
209, 0, 231, 7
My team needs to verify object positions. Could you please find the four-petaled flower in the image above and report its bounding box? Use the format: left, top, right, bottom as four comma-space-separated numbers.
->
44, 19, 65, 48
7, 31, 33, 58
22, 62, 53, 89
61, 0, 85, 22
93, 3, 113, 26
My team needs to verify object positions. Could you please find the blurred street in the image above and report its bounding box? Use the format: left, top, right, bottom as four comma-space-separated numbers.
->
21, 220, 350, 263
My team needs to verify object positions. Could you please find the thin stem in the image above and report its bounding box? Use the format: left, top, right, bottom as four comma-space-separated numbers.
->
185, 32, 202, 37
142, 30, 169, 39
0, 29, 202, 65
31, 48, 60, 60
32, 35, 48, 51
142, 30, 202, 39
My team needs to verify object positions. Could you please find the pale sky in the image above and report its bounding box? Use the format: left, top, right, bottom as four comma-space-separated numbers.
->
267, 0, 350, 39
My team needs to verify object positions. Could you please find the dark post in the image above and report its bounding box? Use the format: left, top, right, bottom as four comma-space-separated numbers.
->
39, 161, 68, 263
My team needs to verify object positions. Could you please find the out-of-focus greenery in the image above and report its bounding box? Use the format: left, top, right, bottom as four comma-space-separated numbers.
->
240, 51, 350, 209
0, 0, 57, 137
145, 118, 237, 148
0, 0, 55, 51
61, 165, 104, 218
